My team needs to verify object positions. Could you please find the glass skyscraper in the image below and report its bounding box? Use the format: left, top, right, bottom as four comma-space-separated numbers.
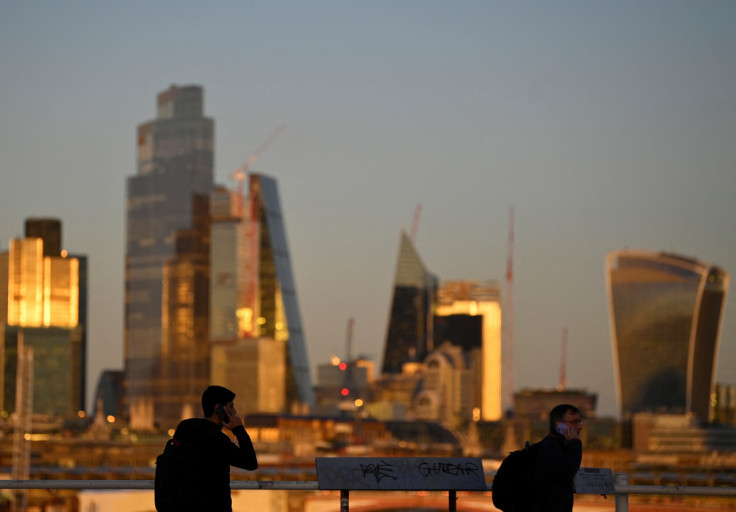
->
125, 85, 214, 428
605, 250, 729, 421
209, 174, 314, 411
381, 231, 437, 374
434, 280, 503, 421
0, 219, 86, 416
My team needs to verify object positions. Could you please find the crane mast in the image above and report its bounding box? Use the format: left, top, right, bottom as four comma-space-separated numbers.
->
228, 126, 286, 336
505, 207, 515, 413
558, 326, 568, 391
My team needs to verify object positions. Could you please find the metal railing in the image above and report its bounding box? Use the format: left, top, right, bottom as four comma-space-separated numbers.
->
0, 476, 734, 512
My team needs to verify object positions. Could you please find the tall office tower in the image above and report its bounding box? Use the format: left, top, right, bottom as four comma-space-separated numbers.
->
381, 231, 437, 374
605, 250, 729, 421
25, 218, 61, 257
434, 280, 503, 421
125, 85, 214, 429
209, 175, 315, 412
0, 219, 86, 416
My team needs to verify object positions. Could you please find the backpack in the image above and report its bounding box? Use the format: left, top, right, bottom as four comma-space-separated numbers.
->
492, 441, 540, 512
154, 438, 197, 512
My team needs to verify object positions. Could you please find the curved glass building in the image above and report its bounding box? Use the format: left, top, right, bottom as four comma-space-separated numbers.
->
605, 250, 729, 421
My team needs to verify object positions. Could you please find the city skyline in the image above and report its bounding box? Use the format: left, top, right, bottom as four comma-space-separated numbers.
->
1, 2, 735, 419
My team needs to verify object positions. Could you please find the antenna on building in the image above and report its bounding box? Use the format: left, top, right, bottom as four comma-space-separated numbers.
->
345, 317, 355, 363
505, 207, 515, 414
340, 318, 355, 398
558, 326, 568, 391
410, 203, 422, 243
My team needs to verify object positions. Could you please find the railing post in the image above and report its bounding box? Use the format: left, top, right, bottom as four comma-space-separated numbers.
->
340, 489, 349, 512
614, 472, 628, 512
449, 490, 456, 512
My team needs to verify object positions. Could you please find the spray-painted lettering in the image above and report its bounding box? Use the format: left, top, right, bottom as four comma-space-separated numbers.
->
418, 461, 481, 478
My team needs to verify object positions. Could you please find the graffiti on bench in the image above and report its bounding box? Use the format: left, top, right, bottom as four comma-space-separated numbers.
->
315, 457, 487, 491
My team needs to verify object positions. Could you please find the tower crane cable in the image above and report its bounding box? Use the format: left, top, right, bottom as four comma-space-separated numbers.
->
229, 125, 286, 214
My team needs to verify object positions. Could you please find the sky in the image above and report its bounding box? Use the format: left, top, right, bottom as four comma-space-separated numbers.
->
1, 1, 735, 419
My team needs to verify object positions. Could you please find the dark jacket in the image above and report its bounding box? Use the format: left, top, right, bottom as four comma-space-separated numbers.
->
531, 433, 582, 512
173, 418, 258, 512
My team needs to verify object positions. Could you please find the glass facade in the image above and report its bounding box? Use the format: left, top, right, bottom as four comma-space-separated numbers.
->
250, 174, 314, 408
605, 250, 729, 421
125, 85, 214, 429
1, 219, 86, 416
381, 231, 437, 374
209, 174, 315, 410
2, 326, 84, 416
7, 239, 44, 327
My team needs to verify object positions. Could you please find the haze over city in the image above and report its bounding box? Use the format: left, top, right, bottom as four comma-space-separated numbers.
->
1, 1, 734, 419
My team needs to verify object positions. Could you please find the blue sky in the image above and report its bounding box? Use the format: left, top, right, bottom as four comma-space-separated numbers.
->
1, 1, 735, 417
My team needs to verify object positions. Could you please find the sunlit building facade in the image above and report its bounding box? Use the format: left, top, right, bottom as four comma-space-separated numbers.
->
0, 219, 86, 416
381, 231, 437, 374
125, 85, 214, 428
605, 250, 729, 422
414, 341, 474, 428
209, 174, 314, 411
434, 280, 503, 421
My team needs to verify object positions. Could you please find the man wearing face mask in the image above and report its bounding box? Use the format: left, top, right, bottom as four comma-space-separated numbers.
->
531, 404, 583, 512
165, 385, 258, 512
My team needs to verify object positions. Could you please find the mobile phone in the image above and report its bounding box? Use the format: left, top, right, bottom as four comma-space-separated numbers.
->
216, 405, 230, 423
555, 422, 569, 435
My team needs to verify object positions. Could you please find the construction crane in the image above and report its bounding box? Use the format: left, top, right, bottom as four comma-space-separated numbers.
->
558, 326, 568, 391
229, 125, 286, 214
505, 207, 515, 414
229, 125, 286, 337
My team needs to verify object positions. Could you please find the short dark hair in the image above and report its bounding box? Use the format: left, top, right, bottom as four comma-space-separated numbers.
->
549, 403, 581, 432
202, 385, 236, 417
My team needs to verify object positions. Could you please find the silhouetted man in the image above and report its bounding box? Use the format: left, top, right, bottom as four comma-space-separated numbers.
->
171, 385, 258, 512
531, 404, 583, 512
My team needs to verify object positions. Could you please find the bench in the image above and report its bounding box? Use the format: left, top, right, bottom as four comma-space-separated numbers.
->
315, 457, 486, 512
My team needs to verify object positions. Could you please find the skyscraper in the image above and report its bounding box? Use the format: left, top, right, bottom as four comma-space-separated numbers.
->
434, 280, 503, 421
25, 218, 62, 258
209, 174, 314, 411
605, 250, 729, 421
125, 85, 213, 428
381, 231, 437, 374
0, 218, 86, 416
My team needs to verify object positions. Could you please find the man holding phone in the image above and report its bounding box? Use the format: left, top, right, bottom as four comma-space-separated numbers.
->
171, 385, 258, 511
530, 404, 583, 512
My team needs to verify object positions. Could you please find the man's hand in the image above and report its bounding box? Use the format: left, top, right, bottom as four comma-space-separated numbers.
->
565, 426, 581, 442
222, 404, 243, 430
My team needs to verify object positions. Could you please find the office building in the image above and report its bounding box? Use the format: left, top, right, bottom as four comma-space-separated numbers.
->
314, 356, 373, 412
605, 250, 729, 421
514, 388, 597, 422
414, 341, 474, 427
434, 280, 503, 421
93, 369, 125, 419
24, 218, 61, 257
125, 85, 214, 428
0, 219, 86, 416
209, 174, 314, 411
713, 383, 736, 426
381, 231, 437, 374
